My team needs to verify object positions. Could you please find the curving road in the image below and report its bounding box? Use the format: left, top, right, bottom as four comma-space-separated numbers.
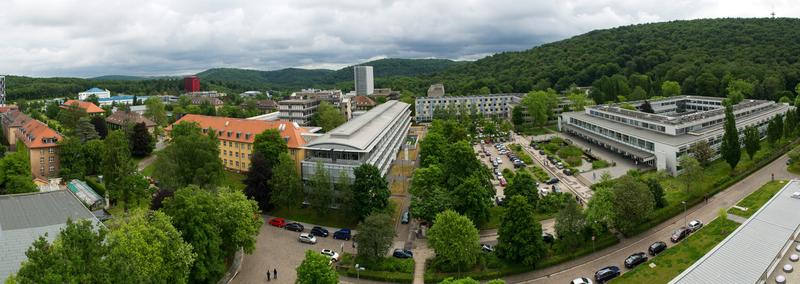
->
503, 153, 798, 283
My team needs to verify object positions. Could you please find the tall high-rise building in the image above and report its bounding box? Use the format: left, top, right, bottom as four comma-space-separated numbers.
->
0, 75, 6, 105
353, 66, 374, 96
184, 75, 200, 93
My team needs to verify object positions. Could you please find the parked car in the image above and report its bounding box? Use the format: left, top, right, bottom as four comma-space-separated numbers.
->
552, 185, 561, 193
401, 210, 410, 224
495, 196, 505, 206
499, 177, 507, 187
320, 249, 340, 261
688, 219, 704, 232
624, 252, 648, 268
563, 169, 573, 175
648, 241, 667, 256
393, 248, 413, 259
284, 222, 304, 232
310, 226, 329, 237
556, 162, 565, 169
481, 244, 494, 253
299, 233, 317, 244
671, 227, 690, 243
333, 228, 352, 240
542, 233, 555, 244
268, 217, 286, 228
545, 177, 560, 185
594, 266, 620, 283
571, 277, 594, 284
539, 150, 545, 155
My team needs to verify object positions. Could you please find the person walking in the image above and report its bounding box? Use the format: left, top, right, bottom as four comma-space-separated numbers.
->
267, 270, 270, 281
273, 268, 277, 279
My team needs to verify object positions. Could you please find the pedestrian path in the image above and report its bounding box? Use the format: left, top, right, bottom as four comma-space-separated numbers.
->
412, 243, 432, 284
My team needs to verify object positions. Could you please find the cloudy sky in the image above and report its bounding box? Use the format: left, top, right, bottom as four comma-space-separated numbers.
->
1, 0, 797, 77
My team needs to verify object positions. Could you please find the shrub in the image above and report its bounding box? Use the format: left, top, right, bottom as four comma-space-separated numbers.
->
592, 160, 610, 169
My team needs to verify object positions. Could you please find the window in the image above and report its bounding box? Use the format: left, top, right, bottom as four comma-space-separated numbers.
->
235, 161, 239, 167
40, 157, 44, 163
49, 166, 54, 173
223, 150, 227, 155
49, 148, 55, 154
248, 154, 252, 159
235, 152, 239, 158
48, 156, 54, 162
40, 149, 44, 155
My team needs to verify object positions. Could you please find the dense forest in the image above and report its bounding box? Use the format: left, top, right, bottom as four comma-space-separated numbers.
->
7, 18, 800, 102
423, 18, 800, 100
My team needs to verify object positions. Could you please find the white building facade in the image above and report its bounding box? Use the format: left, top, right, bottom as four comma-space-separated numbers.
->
301, 100, 411, 184
559, 96, 790, 175
414, 94, 523, 122
353, 66, 374, 96
78, 87, 111, 101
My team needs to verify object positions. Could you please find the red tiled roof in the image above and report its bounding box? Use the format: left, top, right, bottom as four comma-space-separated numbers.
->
61, 100, 105, 114
106, 111, 156, 127
353, 95, 376, 107
16, 117, 62, 149
167, 114, 309, 148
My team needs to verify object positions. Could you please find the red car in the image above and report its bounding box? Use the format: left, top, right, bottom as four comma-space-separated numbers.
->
268, 217, 286, 228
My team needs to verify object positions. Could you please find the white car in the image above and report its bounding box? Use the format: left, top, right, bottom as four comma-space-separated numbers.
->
688, 219, 704, 232
571, 277, 593, 284
299, 233, 317, 244
320, 249, 340, 261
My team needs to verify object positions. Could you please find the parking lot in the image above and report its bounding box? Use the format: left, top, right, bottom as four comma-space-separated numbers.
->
474, 142, 518, 198
234, 216, 358, 284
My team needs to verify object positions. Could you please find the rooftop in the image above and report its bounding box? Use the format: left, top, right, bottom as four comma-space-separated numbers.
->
98, 95, 149, 102
589, 96, 773, 126
0, 190, 101, 281
82, 87, 107, 93
14, 113, 62, 149
304, 100, 410, 152
60, 100, 105, 114
168, 114, 310, 148
106, 110, 156, 127
671, 180, 800, 284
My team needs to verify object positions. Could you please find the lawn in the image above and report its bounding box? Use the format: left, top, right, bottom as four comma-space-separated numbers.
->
611, 218, 740, 284
479, 206, 556, 230
789, 162, 800, 175
141, 163, 156, 177
222, 171, 246, 191
337, 253, 414, 283
269, 207, 359, 229
728, 180, 786, 218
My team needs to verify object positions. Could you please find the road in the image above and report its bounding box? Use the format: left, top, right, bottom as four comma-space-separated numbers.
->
503, 153, 797, 283
513, 134, 594, 204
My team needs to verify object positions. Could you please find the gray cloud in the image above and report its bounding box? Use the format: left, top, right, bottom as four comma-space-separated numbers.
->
0, 0, 796, 77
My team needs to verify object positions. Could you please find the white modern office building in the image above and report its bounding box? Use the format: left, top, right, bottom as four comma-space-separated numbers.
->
78, 87, 111, 101
354, 66, 374, 96
671, 179, 800, 284
301, 100, 411, 184
559, 96, 790, 175
414, 93, 523, 122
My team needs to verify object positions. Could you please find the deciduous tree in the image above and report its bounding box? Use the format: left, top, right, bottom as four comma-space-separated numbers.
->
244, 152, 273, 211
296, 250, 338, 284
352, 164, 390, 220
355, 213, 395, 261
451, 173, 494, 224
661, 81, 681, 97
57, 138, 86, 180
611, 176, 654, 235
308, 162, 333, 215
102, 131, 137, 211
743, 126, 760, 160
252, 129, 287, 166
555, 199, 587, 250
153, 125, 223, 190
504, 170, 540, 206
270, 153, 304, 209
428, 210, 480, 271
497, 196, 546, 266
678, 155, 703, 196
690, 140, 714, 166
312, 101, 345, 132
90, 115, 108, 139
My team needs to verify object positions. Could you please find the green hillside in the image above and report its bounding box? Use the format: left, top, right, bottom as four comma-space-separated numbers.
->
422, 18, 800, 100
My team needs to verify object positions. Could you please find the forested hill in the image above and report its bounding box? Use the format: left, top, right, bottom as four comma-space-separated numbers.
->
422, 18, 800, 101
197, 58, 465, 91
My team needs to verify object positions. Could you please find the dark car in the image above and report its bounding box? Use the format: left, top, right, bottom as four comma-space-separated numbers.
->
542, 232, 555, 244
284, 222, 304, 232
539, 150, 545, 155
333, 228, 352, 240
624, 252, 648, 269
310, 226, 329, 237
563, 169, 573, 176
648, 241, 667, 256
401, 210, 410, 224
594, 266, 620, 283
671, 227, 690, 243
545, 177, 560, 185
393, 248, 413, 259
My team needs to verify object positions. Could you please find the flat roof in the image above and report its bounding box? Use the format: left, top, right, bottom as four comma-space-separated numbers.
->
0, 190, 101, 280
670, 180, 800, 284
562, 102, 789, 147
590, 96, 772, 126
304, 100, 410, 152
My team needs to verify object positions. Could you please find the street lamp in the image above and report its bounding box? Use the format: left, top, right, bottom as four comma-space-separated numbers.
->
682, 201, 687, 227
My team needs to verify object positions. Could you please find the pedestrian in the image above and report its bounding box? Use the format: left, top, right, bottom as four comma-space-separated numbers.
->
273, 268, 277, 279
267, 270, 270, 281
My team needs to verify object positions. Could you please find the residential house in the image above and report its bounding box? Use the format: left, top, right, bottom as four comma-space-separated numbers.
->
106, 110, 156, 133
60, 100, 105, 115
352, 95, 376, 111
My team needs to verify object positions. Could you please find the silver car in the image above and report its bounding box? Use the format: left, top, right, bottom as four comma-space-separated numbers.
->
299, 233, 317, 244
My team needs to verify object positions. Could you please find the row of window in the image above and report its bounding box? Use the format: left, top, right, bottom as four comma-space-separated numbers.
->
222, 149, 252, 159
223, 159, 246, 168
39, 156, 55, 164
589, 110, 667, 133
570, 118, 656, 151
222, 140, 252, 150
39, 165, 55, 176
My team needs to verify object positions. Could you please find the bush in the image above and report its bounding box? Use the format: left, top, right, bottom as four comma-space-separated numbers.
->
592, 160, 611, 169
85, 176, 106, 196
557, 146, 583, 167
528, 166, 550, 183
337, 253, 414, 283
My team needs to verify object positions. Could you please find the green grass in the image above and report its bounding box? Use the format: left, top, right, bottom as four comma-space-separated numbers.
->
479, 206, 556, 230
728, 180, 786, 218
612, 218, 740, 284
337, 253, 414, 283
528, 166, 550, 183
222, 171, 246, 191
592, 160, 611, 169
141, 163, 156, 177
789, 162, 800, 175
270, 207, 359, 229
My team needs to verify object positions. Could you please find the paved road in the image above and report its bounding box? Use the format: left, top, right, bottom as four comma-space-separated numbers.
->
514, 134, 594, 203
503, 153, 798, 284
